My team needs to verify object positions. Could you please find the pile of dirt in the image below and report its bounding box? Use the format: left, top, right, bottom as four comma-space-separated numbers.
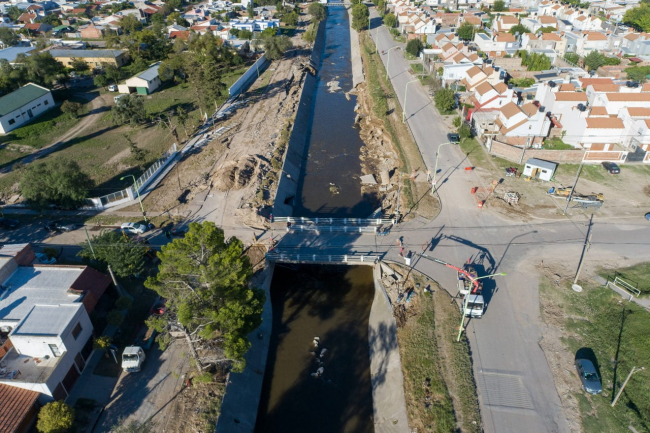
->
379, 262, 419, 326
213, 155, 269, 192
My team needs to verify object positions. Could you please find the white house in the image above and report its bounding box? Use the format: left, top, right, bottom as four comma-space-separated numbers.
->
230, 18, 279, 32
523, 158, 556, 181
118, 62, 163, 95
0, 83, 54, 134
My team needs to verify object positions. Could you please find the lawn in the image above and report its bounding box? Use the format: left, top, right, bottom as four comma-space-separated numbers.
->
554, 163, 609, 183
542, 137, 574, 150
599, 262, 650, 296
539, 278, 650, 432
459, 138, 520, 173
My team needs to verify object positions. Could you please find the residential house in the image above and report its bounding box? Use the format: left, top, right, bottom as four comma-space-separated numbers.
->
565, 31, 609, 56
0, 385, 40, 433
470, 80, 515, 110
48, 49, 128, 67
118, 62, 163, 95
23, 23, 53, 35
0, 83, 54, 134
460, 65, 487, 90
494, 101, 552, 141
0, 46, 35, 65
78, 23, 105, 39
473, 32, 519, 57
493, 15, 519, 33
230, 18, 279, 32
16, 12, 37, 24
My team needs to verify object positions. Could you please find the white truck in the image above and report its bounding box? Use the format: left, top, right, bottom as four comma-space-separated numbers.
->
121, 346, 146, 373
457, 264, 485, 318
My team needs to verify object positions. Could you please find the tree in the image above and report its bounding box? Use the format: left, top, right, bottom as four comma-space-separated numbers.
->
145, 222, 265, 372
37, 402, 75, 433
351, 4, 369, 31
539, 26, 556, 33
78, 230, 147, 277
229, 28, 240, 38
239, 29, 253, 40
0, 27, 19, 47
308, 3, 326, 22
457, 21, 475, 40
20, 159, 94, 209
70, 58, 89, 73
406, 38, 423, 57
263, 35, 293, 60
281, 11, 298, 26
261, 27, 277, 38
120, 14, 143, 34
509, 77, 535, 87
6, 6, 21, 21
564, 52, 580, 64
458, 123, 472, 141
624, 4, 650, 32
583, 50, 606, 72
94, 73, 109, 89
519, 50, 551, 71
112, 94, 146, 126
247, 1, 255, 19
93, 335, 112, 350
434, 87, 455, 113
509, 24, 531, 35
625, 65, 650, 83
493, 0, 507, 11
383, 12, 397, 28
61, 100, 83, 118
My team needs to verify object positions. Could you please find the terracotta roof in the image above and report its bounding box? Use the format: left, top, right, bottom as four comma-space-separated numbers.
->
585, 117, 624, 129
642, 83, 650, 92
589, 106, 608, 116
170, 30, 190, 39
435, 33, 448, 41
579, 77, 613, 87
482, 66, 494, 76
627, 107, 650, 117
559, 83, 575, 92
71, 266, 112, 314
526, 33, 538, 41
466, 65, 482, 78
465, 16, 481, 25
585, 32, 607, 41
606, 93, 650, 101
496, 33, 516, 42
555, 92, 588, 101
576, 15, 587, 22
625, 33, 640, 41
541, 33, 561, 41
441, 42, 454, 51
590, 83, 619, 92
0, 384, 39, 433
475, 81, 495, 96
453, 52, 468, 63
521, 103, 538, 117
643, 119, 650, 129
468, 53, 479, 62
500, 102, 523, 119
539, 16, 557, 24
500, 15, 518, 24
494, 82, 508, 94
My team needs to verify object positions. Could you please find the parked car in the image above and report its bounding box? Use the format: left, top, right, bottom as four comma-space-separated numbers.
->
0, 218, 19, 229
108, 84, 118, 92
44, 221, 81, 232
447, 133, 460, 143
645, 212, 650, 222
602, 161, 620, 174
121, 222, 147, 234
35, 253, 57, 264
575, 359, 602, 394
170, 224, 189, 236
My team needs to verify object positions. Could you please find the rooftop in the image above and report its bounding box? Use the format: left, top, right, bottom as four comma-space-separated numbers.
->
554, 92, 588, 101
0, 384, 39, 433
0, 84, 50, 118
48, 49, 126, 59
12, 304, 82, 337
0, 47, 35, 64
606, 93, 650, 101
526, 158, 557, 170
585, 117, 625, 129
0, 346, 60, 384
134, 62, 161, 82
0, 267, 85, 323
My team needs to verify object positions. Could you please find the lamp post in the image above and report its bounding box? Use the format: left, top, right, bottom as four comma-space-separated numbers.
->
457, 272, 507, 342
431, 141, 457, 195
121, 175, 148, 223
386, 46, 400, 79
402, 79, 419, 123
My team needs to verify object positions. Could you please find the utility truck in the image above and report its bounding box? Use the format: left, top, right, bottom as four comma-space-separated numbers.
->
457, 264, 485, 318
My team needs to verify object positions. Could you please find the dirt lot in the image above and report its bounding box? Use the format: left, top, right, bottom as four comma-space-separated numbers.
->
460, 141, 650, 221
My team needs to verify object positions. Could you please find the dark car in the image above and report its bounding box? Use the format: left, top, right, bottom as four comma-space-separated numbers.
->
575, 359, 602, 394
447, 133, 460, 143
44, 221, 80, 232
0, 218, 19, 229
170, 225, 189, 236
602, 161, 620, 174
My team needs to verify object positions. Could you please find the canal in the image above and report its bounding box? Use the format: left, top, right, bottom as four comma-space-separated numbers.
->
293, 6, 378, 218
255, 265, 375, 432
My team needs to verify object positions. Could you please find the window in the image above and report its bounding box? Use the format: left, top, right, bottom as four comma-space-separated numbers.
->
44, 100, 49, 106
49, 344, 62, 357
72, 322, 82, 340
8, 119, 15, 125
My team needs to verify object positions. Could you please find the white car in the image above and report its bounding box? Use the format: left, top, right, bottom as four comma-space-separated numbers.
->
121, 222, 147, 234
108, 84, 118, 92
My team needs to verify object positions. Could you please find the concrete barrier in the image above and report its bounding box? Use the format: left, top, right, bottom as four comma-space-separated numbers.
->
229, 55, 270, 98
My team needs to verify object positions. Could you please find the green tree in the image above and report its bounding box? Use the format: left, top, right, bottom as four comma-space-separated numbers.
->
239, 29, 253, 40
37, 402, 75, 433
230, 28, 240, 38
282, 11, 298, 26
6, 6, 21, 21
509, 24, 531, 35
519, 50, 551, 71
453, 116, 462, 128
406, 38, 423, 57
625, 65, 650, 83
145, 222, 265, 372
0, 27, 20, 47
564, 52, 580, 64
351, 4, 369, 31
112, 94, 146, 126
20, 159, 94, 209
94, 73, 109, 89
61, 100, 83, 118
383, 12, 397, 28
308, 3, 326, 22
434, 87, 456, 113
261, 27, 277, 38
167, 11, 189, 27
457, 21, 475, 40
539, 26, 556, 33
107, 309, 124, 326
509, 77, 535, 87
604, 56, 621, 65
458, 123, 472, 141
624, 4, 650, 32
247, 1, 255, 19
493, 0, 507, 11
78, 230, 147, 277
583, 50, 606, 72
70, 58, 89, 73
93, 335, 112, 350
263, 35, 293, 60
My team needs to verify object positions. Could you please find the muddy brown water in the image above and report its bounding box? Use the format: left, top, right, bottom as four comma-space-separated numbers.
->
293, 6, 379, 218
255, 265, 375, 433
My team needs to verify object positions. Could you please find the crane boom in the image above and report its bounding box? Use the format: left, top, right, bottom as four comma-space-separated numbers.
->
418, 253, 480, 293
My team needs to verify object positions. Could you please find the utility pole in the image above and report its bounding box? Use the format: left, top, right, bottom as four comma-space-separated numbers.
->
519, 136, 531, 164
611, 366, 645, 407
84, 227, 96, 259
574, 213, 593, 284
564, 160, 584, 215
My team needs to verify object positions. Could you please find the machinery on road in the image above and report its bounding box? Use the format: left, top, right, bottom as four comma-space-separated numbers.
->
548, 187, 604, 208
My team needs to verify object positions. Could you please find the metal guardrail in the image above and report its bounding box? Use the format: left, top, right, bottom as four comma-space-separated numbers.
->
289, 224, 379, 234
266, 252, 383, 264
607, 276, 641, 300
273, 216, 395, 225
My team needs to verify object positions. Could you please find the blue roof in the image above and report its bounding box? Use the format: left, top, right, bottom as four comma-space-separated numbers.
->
0, 46, 35, 63
49, 49, 126, 59
135, 62, 161, 82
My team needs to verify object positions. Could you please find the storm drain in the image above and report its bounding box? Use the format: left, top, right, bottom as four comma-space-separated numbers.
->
477, 371, 535, 410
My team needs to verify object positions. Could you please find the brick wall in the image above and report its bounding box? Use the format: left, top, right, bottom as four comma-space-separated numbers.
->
490, 140, 585, 163
492, 57, 526, 71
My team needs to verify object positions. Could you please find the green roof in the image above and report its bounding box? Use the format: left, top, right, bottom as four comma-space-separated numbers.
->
52, 25, 70, 31
0, 83, 50, 118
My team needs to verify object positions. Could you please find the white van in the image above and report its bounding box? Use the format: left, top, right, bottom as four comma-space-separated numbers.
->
461, 294, 485, 318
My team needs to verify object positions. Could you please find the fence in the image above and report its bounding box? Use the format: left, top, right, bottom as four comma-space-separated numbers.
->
86, 143, 178, 210
266, 252, 384, 264
606, 276, 641, 301
228, 54, 270, 97
288, 224, 380, 234
274, 216, 395, 225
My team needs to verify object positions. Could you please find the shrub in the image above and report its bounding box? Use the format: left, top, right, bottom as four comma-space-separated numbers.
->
107, 309, 124, 327
194, 371, 214, 384
115, 296, 133, 311
37, 402, 74, 433
93, 335, 112, 350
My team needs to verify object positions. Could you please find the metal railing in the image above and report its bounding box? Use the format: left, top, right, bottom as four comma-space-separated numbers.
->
133, 143, 178, 191
288, 224, 379, 234
273, 216, 395, 225
99, 189, 130, 206
607, 276, 641, 300
266, 252, 383, 264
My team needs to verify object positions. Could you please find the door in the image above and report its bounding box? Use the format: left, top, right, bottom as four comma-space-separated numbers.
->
27, 109, 33, 119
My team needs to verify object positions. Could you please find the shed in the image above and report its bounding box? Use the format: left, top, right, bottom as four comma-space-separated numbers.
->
118, 62, 162, 95
523, 158, 557, 181
0, 83, 54, 134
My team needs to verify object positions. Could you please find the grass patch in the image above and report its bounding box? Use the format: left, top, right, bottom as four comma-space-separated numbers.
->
539, 279, 650, 432
554, 163, 608, 183
598, 262, 650, 296
411, 63, 424, 74
459, 138, 520, 172
542, 137, 574, 150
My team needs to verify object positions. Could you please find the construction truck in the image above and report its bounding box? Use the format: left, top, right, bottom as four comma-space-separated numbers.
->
457, 264, 485, 318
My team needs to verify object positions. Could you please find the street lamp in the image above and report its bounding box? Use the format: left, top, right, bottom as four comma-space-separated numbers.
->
121, 175, 148, 223
402, 79, 418, 123
386, 46, 400, 80
431, 141, 457, 195
457, 272, 507, 342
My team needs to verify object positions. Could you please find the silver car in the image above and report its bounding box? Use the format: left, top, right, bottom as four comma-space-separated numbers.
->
575, 359, 602, 394
121, 222, 147, 234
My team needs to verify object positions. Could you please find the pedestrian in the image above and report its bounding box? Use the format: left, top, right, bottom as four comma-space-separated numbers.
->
165, 230, 171, 240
